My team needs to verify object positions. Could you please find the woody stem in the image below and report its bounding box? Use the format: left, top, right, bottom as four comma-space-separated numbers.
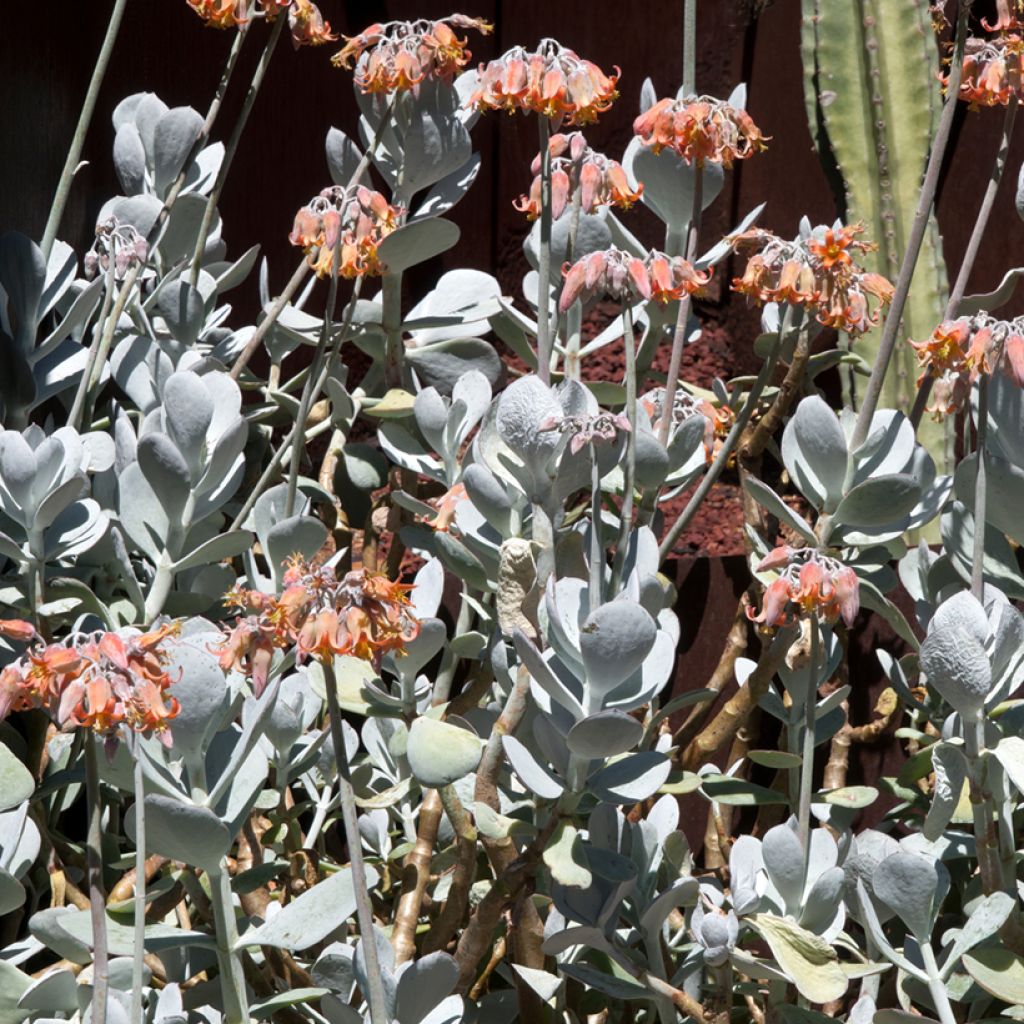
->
323, 660, 389, 1024
911, 97, 1018, 429
850, 0, 971, 452
536, 115, 554, 384
658, 163, 704, 446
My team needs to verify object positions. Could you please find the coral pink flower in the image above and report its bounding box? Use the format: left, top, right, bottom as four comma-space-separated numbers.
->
289, 186, 400, 279
471, 40, 619, 125
333, 15, 491, 93
747, 546, 860, 629
633, 95, 768, 167
731, 223, 893, 337
218, 562, 420, 677
514, 132, 641, 221
912, 313, 1024, 418
559, 247, 710, 312
947, 31, 1024, 107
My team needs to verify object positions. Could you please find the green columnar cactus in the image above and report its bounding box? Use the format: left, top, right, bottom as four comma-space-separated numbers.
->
801, 0, 950, 468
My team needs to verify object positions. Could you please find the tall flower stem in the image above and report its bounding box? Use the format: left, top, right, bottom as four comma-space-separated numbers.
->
849, 0, 971, 453
911, 98, 1018, 429
658, 330, 784, 563
189, 11, 285, 288
40, 0, 129, 261
207, 862, 249, 1024
682, 0, 697, 97
659, 164, 704, 446
323, 660, 389, 1024
284, 259, 362, 518
610, 305, 638, 591
971, 374, 989, 599
536, 116, 554, 384
798, 617, 820, 884
589, 453, 604, 614
130, 738, 147, 1024
382, 271, 405, 388
84, 733, 109, 1024
563, 186, 585, 380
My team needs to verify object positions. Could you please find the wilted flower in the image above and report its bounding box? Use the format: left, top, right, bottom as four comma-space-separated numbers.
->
632, 94, 768, 167
83, 217, 148, 281
422, 482, 468, 533
911, 313, 1024, 418
514, 131, 641, 221
948, 33, 1024, 107
731, 223, 893, 336
0, 623, 182, 748
220, 560, 419, 690
747, 546, 860, 629
332, 15, 491, 93
471, 39, 619, 125
289, 185, 400, 279
537, 409, 631, 454
559, 247, 711, 311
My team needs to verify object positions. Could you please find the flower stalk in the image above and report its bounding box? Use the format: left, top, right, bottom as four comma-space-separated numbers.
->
536, 115, 554, 384
40, 0, 129, 262
84, 732, 110, 1024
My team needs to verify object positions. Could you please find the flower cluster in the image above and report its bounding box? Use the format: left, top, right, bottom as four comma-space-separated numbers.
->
219, 561, 420, 694
514, 131, 641, 221
332, 15, 491, 93
950, 33, 1024, 106
911, 313, 1024, 418
632, 95, 768, 167
83, 217, 148, 281
640, 389, 733, 464
470, 40, 619, 125
186, 0, 335, 47
559, 247, 711, 311
537, 410, 632, 454
0, 621, 181, 747
731, 224, 894, 335
747, 547, 860, 629
289, 186, 400, 279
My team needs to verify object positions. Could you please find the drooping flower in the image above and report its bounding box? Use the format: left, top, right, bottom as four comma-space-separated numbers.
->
0, 624, 182, 748
747, 546, 860, 629
948, 33, 1024, 107
514, 131, 641, 221
730, 223, 894, 336
537, 409, 632, 455
640, 389, 733, 465
911, 313, 1024, 418
289, 186, 400, 279
471, 39, 619, 125
559, 247, 711, 312
332, 15, 491, 93
83, 217, 149, 281
284, 0, 336, 47
0, 619, 36, 643
632, 95, 768, 167
187, 0, 334, 47
219, 561, 420, 685
423, 482, 469, 533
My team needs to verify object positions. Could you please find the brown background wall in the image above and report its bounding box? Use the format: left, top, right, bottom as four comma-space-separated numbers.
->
2, 0, 1018, 818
